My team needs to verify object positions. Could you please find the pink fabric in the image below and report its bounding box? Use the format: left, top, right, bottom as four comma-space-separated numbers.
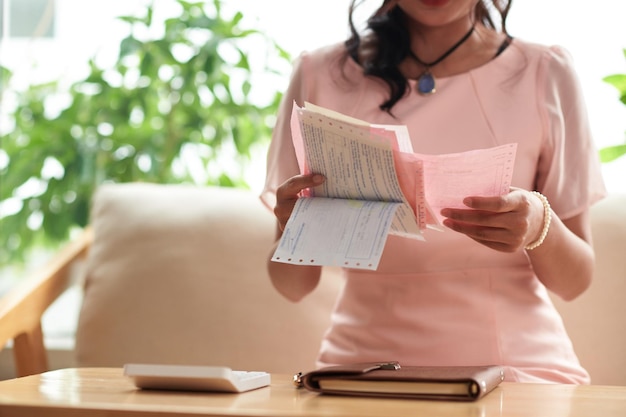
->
262, 39, 607, 384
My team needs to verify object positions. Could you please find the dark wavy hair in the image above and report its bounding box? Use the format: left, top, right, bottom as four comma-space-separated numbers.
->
345, 0, 513, 113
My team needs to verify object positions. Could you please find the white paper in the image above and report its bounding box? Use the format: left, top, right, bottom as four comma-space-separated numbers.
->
272, 102, 517, 271
272, 197, 400, 270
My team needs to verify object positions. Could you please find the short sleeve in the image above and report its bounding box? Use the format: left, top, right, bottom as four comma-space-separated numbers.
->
535, 46, 607, 218
259, 53, 308, 211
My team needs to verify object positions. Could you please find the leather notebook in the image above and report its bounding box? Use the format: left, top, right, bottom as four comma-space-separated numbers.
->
295, 362, 504, 401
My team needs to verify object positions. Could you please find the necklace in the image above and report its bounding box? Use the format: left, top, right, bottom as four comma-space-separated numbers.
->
408, 25, 475, 95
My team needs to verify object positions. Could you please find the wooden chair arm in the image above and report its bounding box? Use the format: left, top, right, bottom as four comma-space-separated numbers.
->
0, 228, 93, 377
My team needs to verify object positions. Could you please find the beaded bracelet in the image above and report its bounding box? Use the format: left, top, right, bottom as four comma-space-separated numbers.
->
525, 191, 552, 251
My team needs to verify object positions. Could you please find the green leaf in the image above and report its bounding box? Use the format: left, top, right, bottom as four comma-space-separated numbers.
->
117, 15, 143, 25
602, 73, 626, 90
119, 35, 143, 59
599, 143, 626, 163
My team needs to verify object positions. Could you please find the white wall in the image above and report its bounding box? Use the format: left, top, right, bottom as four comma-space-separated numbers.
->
1, 0, 625, 192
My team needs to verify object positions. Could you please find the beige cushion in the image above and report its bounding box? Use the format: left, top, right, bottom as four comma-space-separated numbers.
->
75, 183, 343, 374
551, 193, 626, 385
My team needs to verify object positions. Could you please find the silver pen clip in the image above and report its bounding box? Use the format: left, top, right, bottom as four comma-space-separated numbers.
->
378, 361, 401, 370
293, 361, 400, 389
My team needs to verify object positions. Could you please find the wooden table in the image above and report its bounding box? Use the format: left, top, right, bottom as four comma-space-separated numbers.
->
0, 368, 625, 416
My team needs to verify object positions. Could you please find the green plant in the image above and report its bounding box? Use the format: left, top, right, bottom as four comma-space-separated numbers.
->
600, 49, 626, 163
0, 0, 290, 266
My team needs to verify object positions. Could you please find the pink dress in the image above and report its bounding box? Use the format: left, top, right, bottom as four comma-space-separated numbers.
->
261, 38, 607, 383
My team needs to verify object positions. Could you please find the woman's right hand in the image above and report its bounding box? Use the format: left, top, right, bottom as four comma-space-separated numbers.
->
274, 173, 325, 232
269, 173, 326, 302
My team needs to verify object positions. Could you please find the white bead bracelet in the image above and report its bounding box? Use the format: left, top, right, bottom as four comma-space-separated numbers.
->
525, 191, 552, 251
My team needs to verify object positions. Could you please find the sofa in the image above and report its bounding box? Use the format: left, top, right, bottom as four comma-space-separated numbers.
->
0, 183, 624, 385
0, 183, 344, 378
549, 192, 626, 385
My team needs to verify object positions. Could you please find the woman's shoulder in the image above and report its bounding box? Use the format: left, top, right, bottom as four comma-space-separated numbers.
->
291, 42, 368, 100
510, 38, 576, 69
295, 42, 354, 72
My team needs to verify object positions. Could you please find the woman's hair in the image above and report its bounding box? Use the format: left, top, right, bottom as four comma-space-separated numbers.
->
345, 0, 513, 113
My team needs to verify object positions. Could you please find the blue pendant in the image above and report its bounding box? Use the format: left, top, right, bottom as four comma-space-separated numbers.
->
417, 72, 436, 95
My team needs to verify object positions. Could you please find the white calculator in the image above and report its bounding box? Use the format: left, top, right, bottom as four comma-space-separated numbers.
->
123, 363, 271, 393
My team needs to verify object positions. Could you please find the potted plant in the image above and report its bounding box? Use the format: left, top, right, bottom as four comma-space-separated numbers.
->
0, 0, 290, 267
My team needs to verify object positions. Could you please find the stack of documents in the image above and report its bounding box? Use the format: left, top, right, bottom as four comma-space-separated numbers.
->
271, 102, 516, 270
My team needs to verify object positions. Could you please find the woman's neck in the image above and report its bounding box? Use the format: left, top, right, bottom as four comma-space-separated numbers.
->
408, 19, 477, 63
403, 23, 504, 79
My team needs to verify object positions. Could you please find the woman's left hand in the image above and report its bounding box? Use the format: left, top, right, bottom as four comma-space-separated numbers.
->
440, 188, 546, 253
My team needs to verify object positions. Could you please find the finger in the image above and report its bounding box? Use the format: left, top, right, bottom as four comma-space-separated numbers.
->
468, 237, 517, 253
444, 219, 525, 252
274, 174, 325, 231
443, 218, 507, 243
442, 208, 529, 231
275, 174, 325, 202
443, 213, 529, 250
461, 195, 512, 213
463, 189, 533, 214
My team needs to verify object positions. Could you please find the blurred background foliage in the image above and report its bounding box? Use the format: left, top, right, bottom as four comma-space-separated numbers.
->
0, 0, 290, 267
601, 48, 626, 163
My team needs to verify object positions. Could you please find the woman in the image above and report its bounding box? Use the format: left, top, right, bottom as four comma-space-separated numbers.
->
261, 0, 606, 383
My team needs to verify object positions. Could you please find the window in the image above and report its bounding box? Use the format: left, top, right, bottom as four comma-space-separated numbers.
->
0, 0, 55, 38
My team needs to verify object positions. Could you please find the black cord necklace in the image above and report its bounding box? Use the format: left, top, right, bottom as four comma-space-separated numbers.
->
409, 25, 475, 95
